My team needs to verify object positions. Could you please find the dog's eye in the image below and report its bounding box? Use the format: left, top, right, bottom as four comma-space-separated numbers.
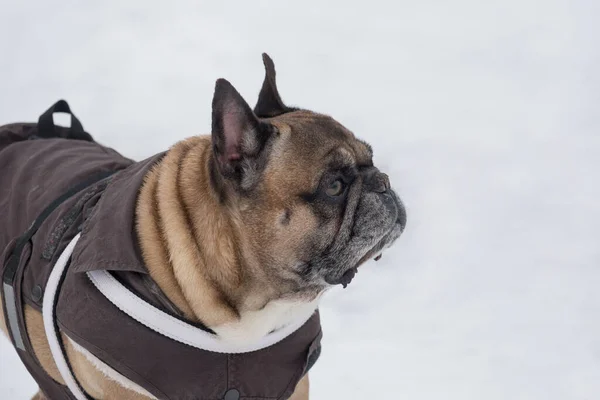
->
326, 179, 345, 197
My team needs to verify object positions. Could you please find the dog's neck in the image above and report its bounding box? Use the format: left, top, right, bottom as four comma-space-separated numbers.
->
135, 136, 320, 343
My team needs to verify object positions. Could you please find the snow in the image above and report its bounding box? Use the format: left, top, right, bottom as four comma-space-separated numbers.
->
1, 1, 599, 399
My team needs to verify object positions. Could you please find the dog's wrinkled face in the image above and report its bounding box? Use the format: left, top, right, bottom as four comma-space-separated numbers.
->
210, 54, 406, 297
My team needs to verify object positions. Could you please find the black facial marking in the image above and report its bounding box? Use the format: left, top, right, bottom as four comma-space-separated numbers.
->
280, 208, 291, 225
254, 53, 294, 118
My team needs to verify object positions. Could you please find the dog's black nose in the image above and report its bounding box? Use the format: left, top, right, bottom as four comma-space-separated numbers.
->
362, 168, 389, 193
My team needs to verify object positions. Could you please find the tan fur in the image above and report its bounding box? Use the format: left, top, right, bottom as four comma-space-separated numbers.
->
0, 295, 6, 334
24, 305, 65, 384
31, 390, 47, 400
135, 160, 197, 320
137, 136, 243, 326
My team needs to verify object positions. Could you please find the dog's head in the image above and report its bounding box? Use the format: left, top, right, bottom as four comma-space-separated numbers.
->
210, 54, 406, 298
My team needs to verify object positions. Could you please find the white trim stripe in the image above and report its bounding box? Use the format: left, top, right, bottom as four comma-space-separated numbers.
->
42, 233, 88, 400
87, 269, 314, 354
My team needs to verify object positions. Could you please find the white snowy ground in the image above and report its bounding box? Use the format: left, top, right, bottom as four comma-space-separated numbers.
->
1, 1, 599, 399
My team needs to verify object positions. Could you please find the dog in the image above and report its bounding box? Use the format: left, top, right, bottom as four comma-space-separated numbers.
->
0, 54, 406, 400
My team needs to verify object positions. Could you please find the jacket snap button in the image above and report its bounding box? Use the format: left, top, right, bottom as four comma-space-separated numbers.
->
224, 389, 240, 400
31, 285, 43, 302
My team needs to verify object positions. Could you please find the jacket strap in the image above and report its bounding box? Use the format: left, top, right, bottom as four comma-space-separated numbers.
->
37, 99, 93, 142
87, 269, 318, 354
42, 233, 89, 400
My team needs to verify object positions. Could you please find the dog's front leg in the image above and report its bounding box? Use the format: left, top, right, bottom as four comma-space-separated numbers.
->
289, 374, 310, 400
31, 390, 47, 400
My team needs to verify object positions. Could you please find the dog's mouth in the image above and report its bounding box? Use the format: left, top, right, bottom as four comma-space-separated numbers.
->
325, 246, 385, 288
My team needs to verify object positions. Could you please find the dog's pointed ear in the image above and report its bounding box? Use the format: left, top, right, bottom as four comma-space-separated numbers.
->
212, 78, 275, 188
254, 53, 292, 118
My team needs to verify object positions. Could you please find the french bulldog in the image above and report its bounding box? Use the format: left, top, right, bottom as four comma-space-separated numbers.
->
0, 53, 406, 400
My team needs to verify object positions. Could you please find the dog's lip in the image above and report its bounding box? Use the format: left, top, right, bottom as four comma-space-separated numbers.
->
325, 267, 358, 288
357, 245, 383, 266
325, 246, 384, 288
